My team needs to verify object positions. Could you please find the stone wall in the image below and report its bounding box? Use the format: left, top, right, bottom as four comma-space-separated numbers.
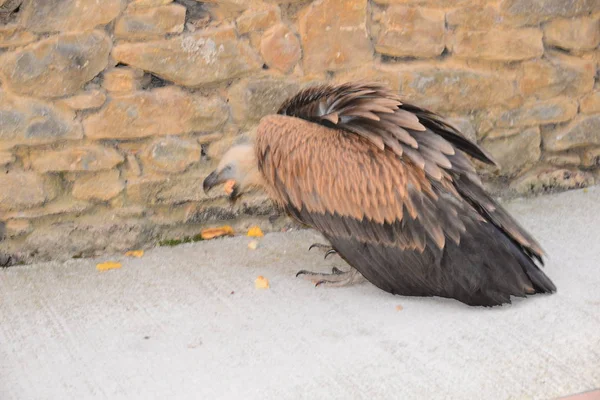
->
0, 0, 599, 264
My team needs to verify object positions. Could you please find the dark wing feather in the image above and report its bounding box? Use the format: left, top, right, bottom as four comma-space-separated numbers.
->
291, 207, 553, 306
277, 81, 495, 169
399, 103, 496, 165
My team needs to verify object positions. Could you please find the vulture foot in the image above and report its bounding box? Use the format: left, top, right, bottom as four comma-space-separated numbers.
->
308, 243, 338, 259
296, 267, 364, 287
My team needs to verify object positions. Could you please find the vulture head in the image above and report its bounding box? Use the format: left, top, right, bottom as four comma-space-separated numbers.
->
203, 143, 261, 200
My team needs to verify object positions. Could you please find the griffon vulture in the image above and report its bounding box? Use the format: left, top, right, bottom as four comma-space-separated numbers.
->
203, 82, 556, 306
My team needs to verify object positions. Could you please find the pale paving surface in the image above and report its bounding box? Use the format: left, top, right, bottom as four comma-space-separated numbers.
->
1, 187, 599, 400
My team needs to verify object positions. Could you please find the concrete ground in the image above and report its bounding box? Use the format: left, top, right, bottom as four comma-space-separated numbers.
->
1, 187, 599, 400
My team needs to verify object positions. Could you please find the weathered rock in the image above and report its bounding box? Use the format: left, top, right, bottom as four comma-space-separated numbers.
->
485, 127, 524, 140
30, 145, 124, 173
22, 218, 151, 262
102, 67, 149, 93
451, 28, 543, 61
56, 90, 107, 110
236, 4, 280, 34
154, 175, 212, 204
481, 127, 541, 176
510, 166, 594, 194
126, 173, 170, 205
248, 31, 262, 49
446, 5, 499, 28
299, 0, 373, 73
260, 24, 301, 73
444, 116, 477, 142
372, 0, 483, 5
376, 6, 445, 58
126, 167, 212, 205
0, 25, 37, 48
544, 116, 600, 151
494, 98, 578, 128
129, 0, 173, 8
140, 136, 201, 173
20, 0, 123, 33
0, 31, 111, 98
0, 171, 58, 210
333, 63, 401, 90
183, 193, 275, 224
581, 91, 600, 114
115, 4, 186, 39
197, 132, 224, 145
0, 91, 83, 149
124, 154, 142, 178
518, 53, 595, 99
0, 197, 91, 220
112, 206, 147, 219
0, 150, 14, 166
112, 26, 262, 87
228, 77, 300, 126
263, 0, 307, 3
4, 219, 32, 238
543, 152, 581, 167
84, 87, 229, 140
543, 16, 600, 51
199, 2, 247, 23
200, 0, 260, 8
501, 0, 600, 26
72, 170, 125, 201
395, 63, 517, 112
582, 147, 600, 168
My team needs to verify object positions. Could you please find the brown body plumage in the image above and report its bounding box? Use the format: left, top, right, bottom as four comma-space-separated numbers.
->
203, 82, 556, 306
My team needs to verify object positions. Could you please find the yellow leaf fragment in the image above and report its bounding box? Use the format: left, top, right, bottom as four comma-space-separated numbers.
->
247, 226, 264, 238
96, 261, 122, 271
248, 240, 259, 250
201, 225, 234, 240
125, 250, 144, 258
255, 275, 270, 289
224, 179, 236, 195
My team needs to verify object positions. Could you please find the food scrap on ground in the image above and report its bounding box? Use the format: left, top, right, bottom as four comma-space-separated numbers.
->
96, 261, 122, 271
200, 225, 234, 240
248, 240, 259, 250
224, 179, 236, 195
247, 226, 264, 237
125, 250, 144, 258
255, 275, 270, 289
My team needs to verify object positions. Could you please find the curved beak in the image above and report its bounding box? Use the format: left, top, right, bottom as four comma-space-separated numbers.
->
203, 170, 220, 194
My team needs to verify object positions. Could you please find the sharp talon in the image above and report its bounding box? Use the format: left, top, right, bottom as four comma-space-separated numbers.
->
296, 270, 309, 277
324, 249, 337, 259
331, 267, 343, 275
308, 243, 333, 252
